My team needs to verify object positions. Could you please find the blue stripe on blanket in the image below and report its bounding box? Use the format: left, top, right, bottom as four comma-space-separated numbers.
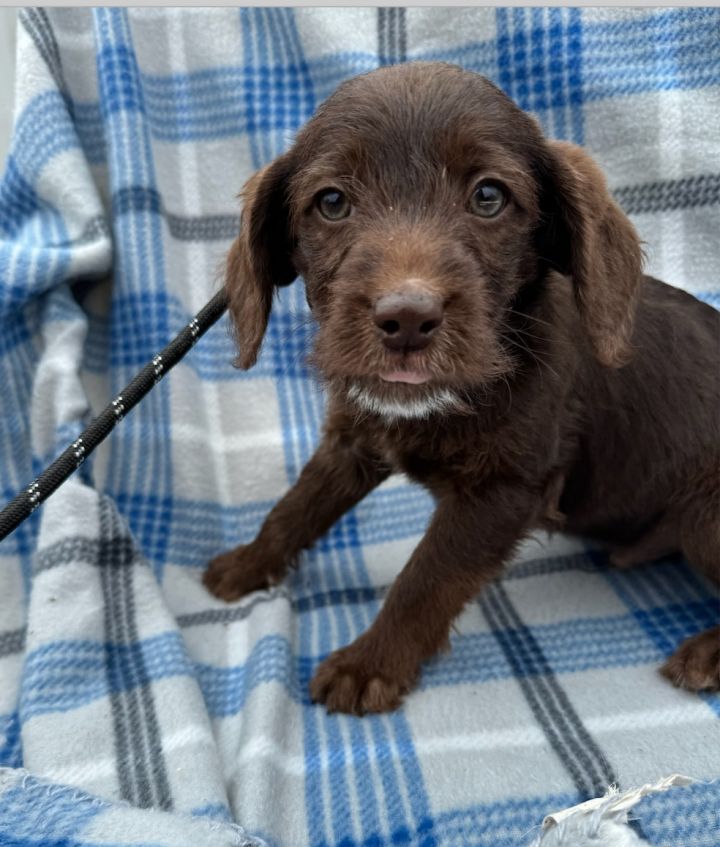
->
0, 711, 22, 768
617, 780, 720, 847
0, 773, 105, 842
497, 8, 584, 142
19, 601, 719, 722
0, 160, 44, 239
119, 484, 431, 573
583, 8, 720, 99
433, 781, 720, 847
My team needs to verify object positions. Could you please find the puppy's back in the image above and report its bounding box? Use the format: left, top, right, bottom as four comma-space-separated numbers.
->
562, 277, 719, 539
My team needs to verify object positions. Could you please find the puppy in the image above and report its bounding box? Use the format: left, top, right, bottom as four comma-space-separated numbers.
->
205, 62, 720, 715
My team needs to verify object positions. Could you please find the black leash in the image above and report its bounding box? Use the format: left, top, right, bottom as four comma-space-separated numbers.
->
0, 289, 229, 544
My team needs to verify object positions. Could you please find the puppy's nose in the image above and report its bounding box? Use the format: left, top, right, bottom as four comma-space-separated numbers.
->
373, 291, 444, 352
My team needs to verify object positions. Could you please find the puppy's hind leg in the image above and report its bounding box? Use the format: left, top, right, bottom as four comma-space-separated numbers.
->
660, 480, 720, 692
662, 626, 720, 692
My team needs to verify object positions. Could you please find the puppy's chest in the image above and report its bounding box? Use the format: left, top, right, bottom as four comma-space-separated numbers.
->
375, 427, 509, 488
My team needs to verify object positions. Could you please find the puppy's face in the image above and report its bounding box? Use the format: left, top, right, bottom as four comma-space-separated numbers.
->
227, 63, 643, 420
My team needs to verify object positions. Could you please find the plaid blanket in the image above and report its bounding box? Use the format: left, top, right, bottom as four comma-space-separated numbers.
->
1, 7, 719, 847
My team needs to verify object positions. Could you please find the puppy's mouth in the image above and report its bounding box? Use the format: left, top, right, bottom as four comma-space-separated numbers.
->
380, 369, 431, 385
376, 348, 435, 385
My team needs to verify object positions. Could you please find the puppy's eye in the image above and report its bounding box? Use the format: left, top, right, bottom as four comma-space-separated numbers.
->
469, 181, 507, 218
316, 188, 351, 221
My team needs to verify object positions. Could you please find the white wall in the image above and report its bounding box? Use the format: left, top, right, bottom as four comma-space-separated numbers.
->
0, 8, 18, 174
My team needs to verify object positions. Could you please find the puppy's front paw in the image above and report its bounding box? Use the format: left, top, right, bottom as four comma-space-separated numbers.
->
310, 639, 417, 715
661, 626, 720, 692
203, 544, 282, 602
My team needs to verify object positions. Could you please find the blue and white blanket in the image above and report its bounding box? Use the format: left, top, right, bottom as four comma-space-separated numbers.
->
1, 8, 719, 846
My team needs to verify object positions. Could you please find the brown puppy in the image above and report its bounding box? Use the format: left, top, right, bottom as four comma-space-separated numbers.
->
205, 62, 720, 715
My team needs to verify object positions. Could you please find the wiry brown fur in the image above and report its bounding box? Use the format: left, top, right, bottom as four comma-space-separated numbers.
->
205, 62, 720, 715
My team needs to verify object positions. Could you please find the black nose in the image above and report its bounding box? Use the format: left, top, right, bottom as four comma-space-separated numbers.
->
373, 291, 444, 352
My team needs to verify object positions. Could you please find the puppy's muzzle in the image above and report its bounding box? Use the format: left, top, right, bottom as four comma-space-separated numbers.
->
373, 291, 444, 352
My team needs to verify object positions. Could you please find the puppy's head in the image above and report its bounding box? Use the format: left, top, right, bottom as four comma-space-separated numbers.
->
226, 62, 643, 419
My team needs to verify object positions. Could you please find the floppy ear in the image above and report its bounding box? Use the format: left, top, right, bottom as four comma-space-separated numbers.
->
225, 155, 297, 369
540, 140, 644, 368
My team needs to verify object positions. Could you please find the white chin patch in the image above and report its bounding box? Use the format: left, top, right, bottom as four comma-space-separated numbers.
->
347, 383, 462, 421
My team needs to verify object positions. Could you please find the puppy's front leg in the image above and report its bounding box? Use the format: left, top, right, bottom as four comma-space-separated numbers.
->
310, 486, 537, 714
204, 434, 390, 601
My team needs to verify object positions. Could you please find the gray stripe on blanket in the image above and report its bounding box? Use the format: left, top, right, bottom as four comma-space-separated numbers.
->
61, 210, 236, 249
175, 552, 604, 631
0, 627, 26, 658
164, 212, 239, 241
614, 173, 720, 215
19, 9, 66, 96
36, 535, 136, 574
177, 584, 388, 628
378, 7, 407, 66
75, 216, 111, 246
26, 216, 112, 251
98, 497, 173, 810
28, 531, 603, 581
62, 173, 720, 254
481, 583, 617, 799
113, 187, 240, 241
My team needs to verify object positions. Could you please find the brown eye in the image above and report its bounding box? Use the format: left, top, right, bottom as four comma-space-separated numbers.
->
469, 180, 507, 218
316, 188, 351, 221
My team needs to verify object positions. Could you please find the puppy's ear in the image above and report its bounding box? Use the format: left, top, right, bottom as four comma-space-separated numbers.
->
226, 156, 297, 369
540, 141, 643, 368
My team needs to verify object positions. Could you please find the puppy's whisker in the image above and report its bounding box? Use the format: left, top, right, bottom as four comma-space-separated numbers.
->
504, 307, 557, 332
503, 334, 560, 385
